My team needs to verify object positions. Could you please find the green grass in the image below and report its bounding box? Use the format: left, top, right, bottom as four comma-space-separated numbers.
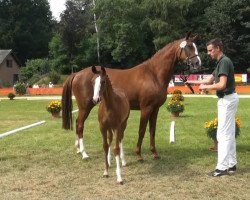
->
0, 97, 249, 199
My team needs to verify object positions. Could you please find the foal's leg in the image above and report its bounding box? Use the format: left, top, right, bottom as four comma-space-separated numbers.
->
107, 129, 113, 167
119, 141, 127, 167
135, 108, 152, 161
120, 122, 127, 166
76, 107, 92, 159
101, 128, 109, 178
149, 107, 160, 159
114, 129, 123, 184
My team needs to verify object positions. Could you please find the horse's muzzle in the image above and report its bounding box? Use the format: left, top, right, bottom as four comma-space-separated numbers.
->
92, 97, 101, 104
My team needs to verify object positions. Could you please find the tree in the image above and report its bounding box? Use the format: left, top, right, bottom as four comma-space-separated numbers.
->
203, 0, 250, 72
59, 0, 94, 73
49, 34, 69, 74
0, 0, 53, 65
95, 0, 153, 68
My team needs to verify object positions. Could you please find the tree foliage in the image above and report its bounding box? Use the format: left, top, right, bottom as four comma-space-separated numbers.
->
1, 0, 249, 82
0, 0, 53, 65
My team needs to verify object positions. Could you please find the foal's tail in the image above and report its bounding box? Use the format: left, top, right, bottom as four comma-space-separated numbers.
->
62, 73, 75, 130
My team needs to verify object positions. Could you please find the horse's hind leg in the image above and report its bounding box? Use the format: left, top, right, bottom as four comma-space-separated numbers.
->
149, 107, 160, 159
76, 107, 92, 159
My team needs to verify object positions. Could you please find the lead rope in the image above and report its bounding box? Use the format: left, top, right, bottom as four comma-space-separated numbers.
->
179, 74, 195, 94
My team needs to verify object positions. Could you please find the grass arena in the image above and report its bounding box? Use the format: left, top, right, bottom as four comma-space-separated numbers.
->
0, 95, 249, 199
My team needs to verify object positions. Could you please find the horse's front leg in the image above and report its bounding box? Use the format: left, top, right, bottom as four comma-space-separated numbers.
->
135, 108, 152, 161
76, 108, 92, 159
120, 122, 127, 166
114, 129, 123, 184
149, 107, 160, 159
107, 129, 113, 167
120, 141, 127, 167
101, 128, 109, 178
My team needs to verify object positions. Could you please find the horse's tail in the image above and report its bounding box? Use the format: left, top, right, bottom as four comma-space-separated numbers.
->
62, 73, 75, 130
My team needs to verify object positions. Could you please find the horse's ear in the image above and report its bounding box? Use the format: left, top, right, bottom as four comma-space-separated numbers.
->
92, 65, 97, 74
192, 34, 198, 41
101, 66, 106, 75
185, 31, 192, 40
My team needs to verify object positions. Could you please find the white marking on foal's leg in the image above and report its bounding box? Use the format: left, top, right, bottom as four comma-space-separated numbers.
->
115, 155, 123, 184
75, 139, 81, 154
103, 169, 109, 177
79, 138, 89, 159
120, 142, 127, 166
108, 146, 112, 167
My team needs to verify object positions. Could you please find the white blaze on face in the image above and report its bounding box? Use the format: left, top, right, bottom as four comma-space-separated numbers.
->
93, 76, 101, 102
192, 43, 201, 66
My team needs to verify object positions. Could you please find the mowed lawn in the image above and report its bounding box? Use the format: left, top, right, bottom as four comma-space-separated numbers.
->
0, 97, 249, 200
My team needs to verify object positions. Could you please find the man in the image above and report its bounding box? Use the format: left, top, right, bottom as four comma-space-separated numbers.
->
186, 38, 239, 177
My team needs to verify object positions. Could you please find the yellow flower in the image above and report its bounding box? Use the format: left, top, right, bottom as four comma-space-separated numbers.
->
46, 100, 62, 114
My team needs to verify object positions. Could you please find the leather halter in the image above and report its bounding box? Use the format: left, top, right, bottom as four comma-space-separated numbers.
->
178, 41, 198, 94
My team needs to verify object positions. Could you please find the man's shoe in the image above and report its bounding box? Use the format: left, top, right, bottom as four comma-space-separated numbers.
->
208, 169, 228, 177
228, 165, 237, 173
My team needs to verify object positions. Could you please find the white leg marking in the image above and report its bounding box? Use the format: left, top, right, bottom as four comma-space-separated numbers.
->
115, 155, 123, 183
108, 146, 112, 167
75, 139, 81, 154
79, 138, 89, 159
120, 142, 127, 166
103, 169, 108, 177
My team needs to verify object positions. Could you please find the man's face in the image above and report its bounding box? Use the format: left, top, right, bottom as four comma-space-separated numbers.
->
207, 44, 220, 60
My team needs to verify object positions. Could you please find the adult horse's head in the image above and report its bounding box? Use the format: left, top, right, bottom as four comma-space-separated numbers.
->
91, 66, 107, 104
178, 32, 201, 72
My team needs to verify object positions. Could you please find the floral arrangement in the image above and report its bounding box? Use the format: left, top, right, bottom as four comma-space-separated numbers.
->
172, 89, 182, 95
204, 117, 241, 140
46, 100, 62, 114
171, 93, 184, 101
166, 99, 184, 113
7, 92, 15, 100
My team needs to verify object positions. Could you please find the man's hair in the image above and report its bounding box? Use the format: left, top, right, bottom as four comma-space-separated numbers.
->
206, 38, 223, 51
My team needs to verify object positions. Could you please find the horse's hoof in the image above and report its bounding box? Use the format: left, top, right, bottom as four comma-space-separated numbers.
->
82, 156, 89, 160
137, 157, 144, 163
153, 154, 160, 160
103, 174, 109, 178
117, 181, 123, 185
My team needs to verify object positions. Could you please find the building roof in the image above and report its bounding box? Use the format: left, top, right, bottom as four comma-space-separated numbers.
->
0, 49, 21, 66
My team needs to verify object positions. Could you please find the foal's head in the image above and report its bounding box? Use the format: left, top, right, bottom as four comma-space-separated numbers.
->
91, 66, 108, 104
178, 32, 201, 71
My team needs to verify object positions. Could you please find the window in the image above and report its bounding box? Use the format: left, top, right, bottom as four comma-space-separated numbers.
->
6, 59, 13, 68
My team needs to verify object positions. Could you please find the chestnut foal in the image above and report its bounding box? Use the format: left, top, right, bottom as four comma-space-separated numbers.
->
92, 66, 129, 184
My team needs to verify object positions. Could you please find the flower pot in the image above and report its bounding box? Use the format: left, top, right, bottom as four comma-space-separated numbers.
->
171, 112, 180, 118
209, 139, 218, 152
51, 112, 60, 118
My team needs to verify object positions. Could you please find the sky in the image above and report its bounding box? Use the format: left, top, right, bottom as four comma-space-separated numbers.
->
49, 0, 67, 21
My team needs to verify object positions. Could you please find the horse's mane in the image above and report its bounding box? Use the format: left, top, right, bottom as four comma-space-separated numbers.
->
137, 38, 182, 67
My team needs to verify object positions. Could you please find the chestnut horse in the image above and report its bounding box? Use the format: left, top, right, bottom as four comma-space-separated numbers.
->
62, 33, 201, 161
92, 66, 129, 184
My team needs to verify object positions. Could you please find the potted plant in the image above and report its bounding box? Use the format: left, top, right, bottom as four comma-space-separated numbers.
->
14, 82, 27, 95
7, 92, 15, 100
166, 99, 184, 117
172, 89, 182, 95
204, 117, 241, 151
46, 100, 62, 118
171, 93, 184, 101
